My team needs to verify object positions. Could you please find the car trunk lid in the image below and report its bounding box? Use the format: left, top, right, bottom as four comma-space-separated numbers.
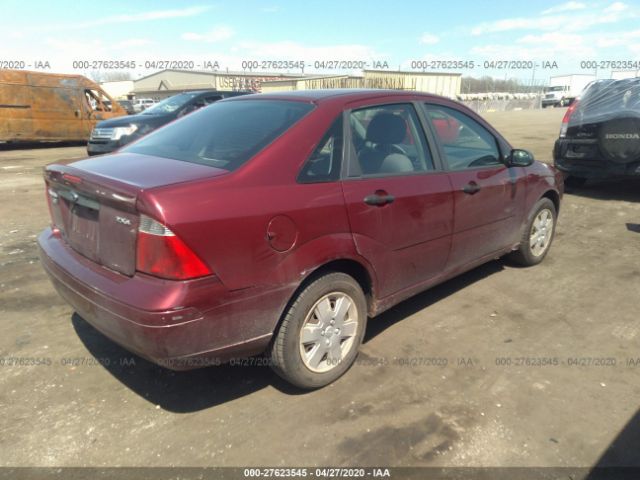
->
45, 153, 228, 276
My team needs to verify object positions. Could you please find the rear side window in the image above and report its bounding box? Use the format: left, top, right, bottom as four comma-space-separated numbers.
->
298, 116, 343, 183
123, 100, 314, 171
425, 104, 501, 170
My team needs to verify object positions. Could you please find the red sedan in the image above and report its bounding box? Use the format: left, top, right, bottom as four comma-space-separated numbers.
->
38, 90, 563, 388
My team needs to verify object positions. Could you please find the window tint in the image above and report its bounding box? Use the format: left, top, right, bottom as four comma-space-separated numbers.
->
348, 103, 434, 177
298, 116, 343, 183
425, 104, 502, 170
123, 100, 314, 171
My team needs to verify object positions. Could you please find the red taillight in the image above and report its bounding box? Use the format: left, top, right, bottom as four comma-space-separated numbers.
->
45, 186, 60, 235
62, 173, 82, 184
136, 215, 212, 280
560, 100, 579, 138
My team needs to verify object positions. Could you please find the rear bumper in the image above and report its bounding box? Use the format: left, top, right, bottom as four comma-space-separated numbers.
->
38, 228, 287, 369
553, 139, 640, 179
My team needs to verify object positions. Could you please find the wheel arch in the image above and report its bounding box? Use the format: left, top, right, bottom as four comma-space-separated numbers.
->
295, 258, 375, 315
541, 189, 561, 213
270, 256, 377, 348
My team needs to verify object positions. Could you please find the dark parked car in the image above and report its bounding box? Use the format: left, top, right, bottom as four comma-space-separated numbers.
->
116, 99, 136, 115
103, 99, 135, 115
554, 78, 640, 186
39, 90, 563, 389
87, 90, 247, 156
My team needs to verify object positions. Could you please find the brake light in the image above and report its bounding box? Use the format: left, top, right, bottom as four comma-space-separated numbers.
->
62, 173, 82, 184
559, 100, 579, 138
136, 215, 212, 280
45, 186, 60, 235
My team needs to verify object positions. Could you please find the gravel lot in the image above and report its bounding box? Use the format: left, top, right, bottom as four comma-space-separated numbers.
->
1, 108, 639, 470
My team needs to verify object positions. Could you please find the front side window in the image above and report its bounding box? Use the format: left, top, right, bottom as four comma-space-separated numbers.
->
425, 104, 502, 170
123, 100, 314, 171
348, 103, 434, 177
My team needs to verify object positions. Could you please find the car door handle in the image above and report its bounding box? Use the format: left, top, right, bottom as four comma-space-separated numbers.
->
364, 193, 395, 206
462, 182, 481, 195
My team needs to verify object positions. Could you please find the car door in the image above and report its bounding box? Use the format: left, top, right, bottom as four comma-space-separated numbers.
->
423, 103, 526, 272
341, 102, 454, 298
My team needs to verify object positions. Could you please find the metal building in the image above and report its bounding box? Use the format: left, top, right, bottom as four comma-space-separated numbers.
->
362, 70, 461, 98
261, 70, 462, 98
132, 69, 298, 99
132, 69, 462, 100
611, 70, 640, 80
260, 75, 363, 92
99, 80, 134, 100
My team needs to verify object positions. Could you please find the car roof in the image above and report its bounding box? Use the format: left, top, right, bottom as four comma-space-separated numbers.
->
228, 88, 445, 104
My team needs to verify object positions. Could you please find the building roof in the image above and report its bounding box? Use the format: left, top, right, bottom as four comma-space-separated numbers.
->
362, 69, 462, 77
134, 69, 302, 83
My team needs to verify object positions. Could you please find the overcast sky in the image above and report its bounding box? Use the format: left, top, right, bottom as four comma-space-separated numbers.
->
2, 0, 639, 82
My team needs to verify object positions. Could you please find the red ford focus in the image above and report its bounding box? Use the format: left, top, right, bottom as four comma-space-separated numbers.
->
38, 90, 563, 388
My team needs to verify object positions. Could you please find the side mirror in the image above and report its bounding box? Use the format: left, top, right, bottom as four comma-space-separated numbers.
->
507, 149, 534, 167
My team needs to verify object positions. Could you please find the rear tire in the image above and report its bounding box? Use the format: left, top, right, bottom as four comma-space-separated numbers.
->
508, 198, 557, 267
270, 272, 367, 389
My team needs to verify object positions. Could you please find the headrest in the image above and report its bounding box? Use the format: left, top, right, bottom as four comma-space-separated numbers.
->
366, 113, 406, 144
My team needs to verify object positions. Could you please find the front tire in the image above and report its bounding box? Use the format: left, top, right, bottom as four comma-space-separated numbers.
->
508, 198, 557, 266
270, 272, 367, 389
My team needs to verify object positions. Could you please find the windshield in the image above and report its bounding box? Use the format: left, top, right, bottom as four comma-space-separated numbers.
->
577, 79, 640, 116
123, 100, 314, 171
142, 93, 198, 115
546, 86, 565, 92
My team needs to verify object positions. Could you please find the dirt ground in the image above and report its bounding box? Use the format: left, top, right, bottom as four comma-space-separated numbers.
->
1, 108, 639, 470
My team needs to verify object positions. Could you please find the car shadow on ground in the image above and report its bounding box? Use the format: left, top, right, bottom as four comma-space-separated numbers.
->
0, 141, 85, 151
566, 178, 640, 202
364, 260, 504, 343
71, 314, 301, 412
586, 408, 640, 478
72, 260, 505, 412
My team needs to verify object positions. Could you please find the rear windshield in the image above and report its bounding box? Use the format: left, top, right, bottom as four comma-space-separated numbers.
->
574, 79, 640, 123
581, 79, 640, 108
123, 100, 314, 170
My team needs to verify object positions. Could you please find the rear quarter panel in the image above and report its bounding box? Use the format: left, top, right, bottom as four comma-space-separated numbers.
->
139, 100, 372, 298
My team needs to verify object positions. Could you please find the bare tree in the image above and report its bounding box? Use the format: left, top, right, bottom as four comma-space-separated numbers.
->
88, 71, 134, 82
